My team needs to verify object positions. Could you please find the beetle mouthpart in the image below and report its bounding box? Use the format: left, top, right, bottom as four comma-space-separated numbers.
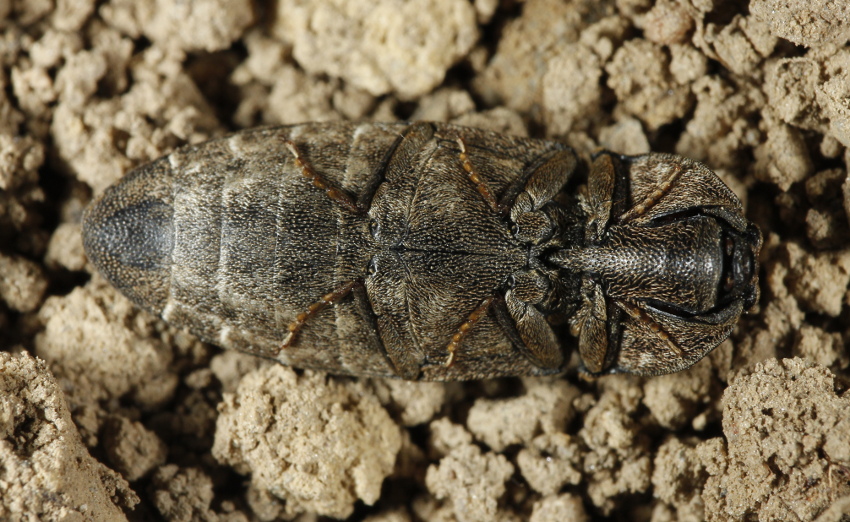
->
721, 223, 762, 311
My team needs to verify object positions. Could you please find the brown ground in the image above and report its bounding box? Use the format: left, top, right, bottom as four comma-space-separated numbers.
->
1, 0, 850, 520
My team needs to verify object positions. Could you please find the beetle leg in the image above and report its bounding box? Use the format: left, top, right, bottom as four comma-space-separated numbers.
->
280, 280, 361, 350
584, 153, 617, 242
512, 149, 579, 212
570, 277, 609, 374
618, 300, 686, 358
507, 149, 580, 245
501, 287, 564, 370
283, 139, 362, 214
616, 162, 683, 225
444, 296, 495, 367
456, 137, 506, 215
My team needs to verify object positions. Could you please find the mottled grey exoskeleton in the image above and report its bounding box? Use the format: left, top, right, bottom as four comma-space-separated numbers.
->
82, 122, 761, 380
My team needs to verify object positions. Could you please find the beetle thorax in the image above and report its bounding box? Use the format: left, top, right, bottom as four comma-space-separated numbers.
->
552, 216, 725, 315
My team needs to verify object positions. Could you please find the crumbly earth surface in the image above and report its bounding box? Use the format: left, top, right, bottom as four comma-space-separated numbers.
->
1, 0, 849, 520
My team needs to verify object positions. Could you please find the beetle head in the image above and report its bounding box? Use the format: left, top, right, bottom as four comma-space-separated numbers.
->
552, 152, 762, 376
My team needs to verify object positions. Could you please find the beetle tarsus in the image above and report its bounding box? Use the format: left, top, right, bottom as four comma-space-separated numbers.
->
619, 300, 686, 359
617, 163, 683, 224
444, 296, 496, 367
280, 280, 361, 351
457, 137, 506, 215
284, 138, 362, 214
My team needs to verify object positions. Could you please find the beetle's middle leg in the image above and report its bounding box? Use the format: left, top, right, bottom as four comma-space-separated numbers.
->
450, 139, 578, 370
457, 137, 506, 215
457, 137, 580, 219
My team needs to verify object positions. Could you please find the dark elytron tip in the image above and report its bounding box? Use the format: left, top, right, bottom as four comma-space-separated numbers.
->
83, 159, 175, 315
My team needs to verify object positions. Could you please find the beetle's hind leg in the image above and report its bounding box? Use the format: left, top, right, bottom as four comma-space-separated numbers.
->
284, 139, 362, 214
279, 280, 361, 350
278, 279, 408, 379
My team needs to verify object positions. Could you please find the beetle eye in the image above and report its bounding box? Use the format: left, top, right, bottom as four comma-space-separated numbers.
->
369, 219, 380, 238
507, 274, 516, 288
724, 274, 735, 292
367, 257, 378, 276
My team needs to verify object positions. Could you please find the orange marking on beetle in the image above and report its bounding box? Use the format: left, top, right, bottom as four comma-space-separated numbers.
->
280, 280, 360, 351
457, 137, 505, 215
284, 139, 361, 214
445, 296, 495, 367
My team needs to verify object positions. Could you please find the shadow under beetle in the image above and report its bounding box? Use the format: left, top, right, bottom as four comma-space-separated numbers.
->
82, 122, 761, 380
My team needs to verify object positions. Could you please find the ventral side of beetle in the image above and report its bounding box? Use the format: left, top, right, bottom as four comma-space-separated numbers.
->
82, 121, 761, 381
553, 151, 761, 376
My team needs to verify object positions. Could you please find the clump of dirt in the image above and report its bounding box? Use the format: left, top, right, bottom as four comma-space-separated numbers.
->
0, 352, 138, 520
2, 0, 849, 520
212, 365, 403, 519
703, 358, 850, 521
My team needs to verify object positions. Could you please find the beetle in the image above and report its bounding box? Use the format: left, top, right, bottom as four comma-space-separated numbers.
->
82, 121, 761, 380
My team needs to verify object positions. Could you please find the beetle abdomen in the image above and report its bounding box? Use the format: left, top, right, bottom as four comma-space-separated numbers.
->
84, 123, 407, 377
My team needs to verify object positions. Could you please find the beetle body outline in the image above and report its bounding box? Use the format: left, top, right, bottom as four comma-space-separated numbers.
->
82, 122, 761, 380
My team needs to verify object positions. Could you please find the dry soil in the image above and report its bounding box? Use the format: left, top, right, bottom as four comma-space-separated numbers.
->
1, 0, 850, 521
